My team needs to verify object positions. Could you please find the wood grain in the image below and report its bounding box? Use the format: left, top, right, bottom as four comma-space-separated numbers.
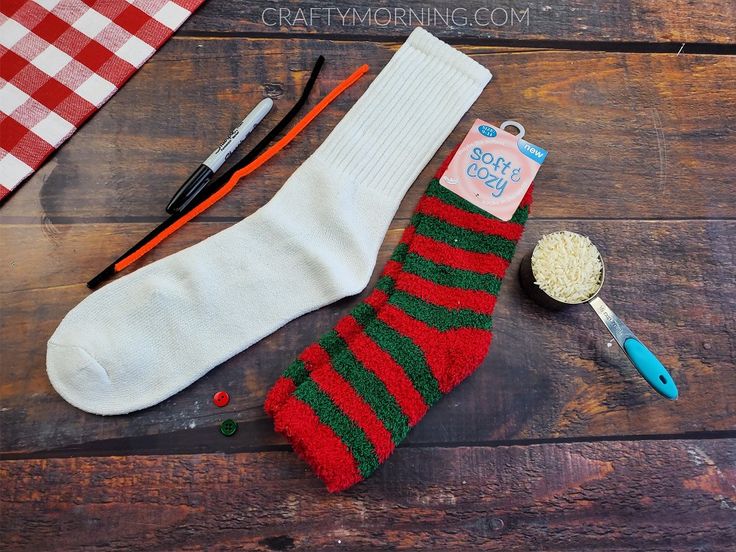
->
1, 39, 734, 223
1, 5, 734, 547
2, 220, 733, 455
1, 439, 734, 550
181, 0, 736, 46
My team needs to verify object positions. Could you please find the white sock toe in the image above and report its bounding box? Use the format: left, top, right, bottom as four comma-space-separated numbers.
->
47, 341, 114, 415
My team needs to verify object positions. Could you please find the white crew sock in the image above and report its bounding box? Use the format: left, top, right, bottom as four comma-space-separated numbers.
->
47, 28, 492, 415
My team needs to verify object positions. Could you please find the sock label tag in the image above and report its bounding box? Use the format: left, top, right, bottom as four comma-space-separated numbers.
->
440, 119, 546, 220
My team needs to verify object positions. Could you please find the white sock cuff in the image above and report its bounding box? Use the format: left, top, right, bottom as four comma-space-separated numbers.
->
403, 26, 492, 87
314, 27, 491, 199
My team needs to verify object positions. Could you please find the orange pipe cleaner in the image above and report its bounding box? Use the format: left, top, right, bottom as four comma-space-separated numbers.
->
114, 64, 369, 273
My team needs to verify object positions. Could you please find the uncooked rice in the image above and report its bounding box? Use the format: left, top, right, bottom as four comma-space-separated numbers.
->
531, 231, 603, 303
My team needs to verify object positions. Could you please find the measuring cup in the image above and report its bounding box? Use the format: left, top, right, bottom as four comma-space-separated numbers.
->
519, 241, 678, 400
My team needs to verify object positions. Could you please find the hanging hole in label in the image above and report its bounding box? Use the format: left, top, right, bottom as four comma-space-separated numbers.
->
500, 120, 525, 140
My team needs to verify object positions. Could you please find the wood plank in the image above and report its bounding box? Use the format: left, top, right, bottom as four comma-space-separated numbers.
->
1, 439, 735, 550
1, 220, 734, 455
1, 38, 734, 222
181, 0, 736, 45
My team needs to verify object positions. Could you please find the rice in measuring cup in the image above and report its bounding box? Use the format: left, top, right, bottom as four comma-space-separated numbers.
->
531, 231, 603, 303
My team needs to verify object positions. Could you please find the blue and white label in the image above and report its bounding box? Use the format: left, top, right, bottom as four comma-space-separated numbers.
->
517, 138, 548, 164
478, 124, 497, 138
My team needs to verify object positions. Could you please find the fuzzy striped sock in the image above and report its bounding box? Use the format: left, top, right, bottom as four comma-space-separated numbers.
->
264, 151, 462, 416
271, 178, 532, 491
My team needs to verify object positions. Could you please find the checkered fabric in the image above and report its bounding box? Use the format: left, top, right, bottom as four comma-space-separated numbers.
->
0, 0, 204, 204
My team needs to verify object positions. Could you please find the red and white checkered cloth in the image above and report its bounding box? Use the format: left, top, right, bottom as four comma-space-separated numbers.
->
0, 0, 204, 204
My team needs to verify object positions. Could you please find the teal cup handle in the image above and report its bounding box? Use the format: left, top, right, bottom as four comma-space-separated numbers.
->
588, 296, 678, 400
623, 337, 678, 399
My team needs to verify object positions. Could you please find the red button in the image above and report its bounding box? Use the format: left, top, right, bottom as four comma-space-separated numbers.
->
213, 391, 230, 407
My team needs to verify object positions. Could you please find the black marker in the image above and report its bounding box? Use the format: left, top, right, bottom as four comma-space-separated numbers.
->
166, 98, 273, 214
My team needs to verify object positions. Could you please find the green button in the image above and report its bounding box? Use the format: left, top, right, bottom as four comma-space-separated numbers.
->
220, 419, 238, 436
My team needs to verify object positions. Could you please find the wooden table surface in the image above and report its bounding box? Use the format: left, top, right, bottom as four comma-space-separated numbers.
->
1, 1, 735, 550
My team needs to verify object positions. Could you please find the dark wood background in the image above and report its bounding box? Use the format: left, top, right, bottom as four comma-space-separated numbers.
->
1, 1, 735, 550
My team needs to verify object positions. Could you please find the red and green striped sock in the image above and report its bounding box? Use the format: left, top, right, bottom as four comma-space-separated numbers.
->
270, 175, 532, 492
264, 150, 460, 417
